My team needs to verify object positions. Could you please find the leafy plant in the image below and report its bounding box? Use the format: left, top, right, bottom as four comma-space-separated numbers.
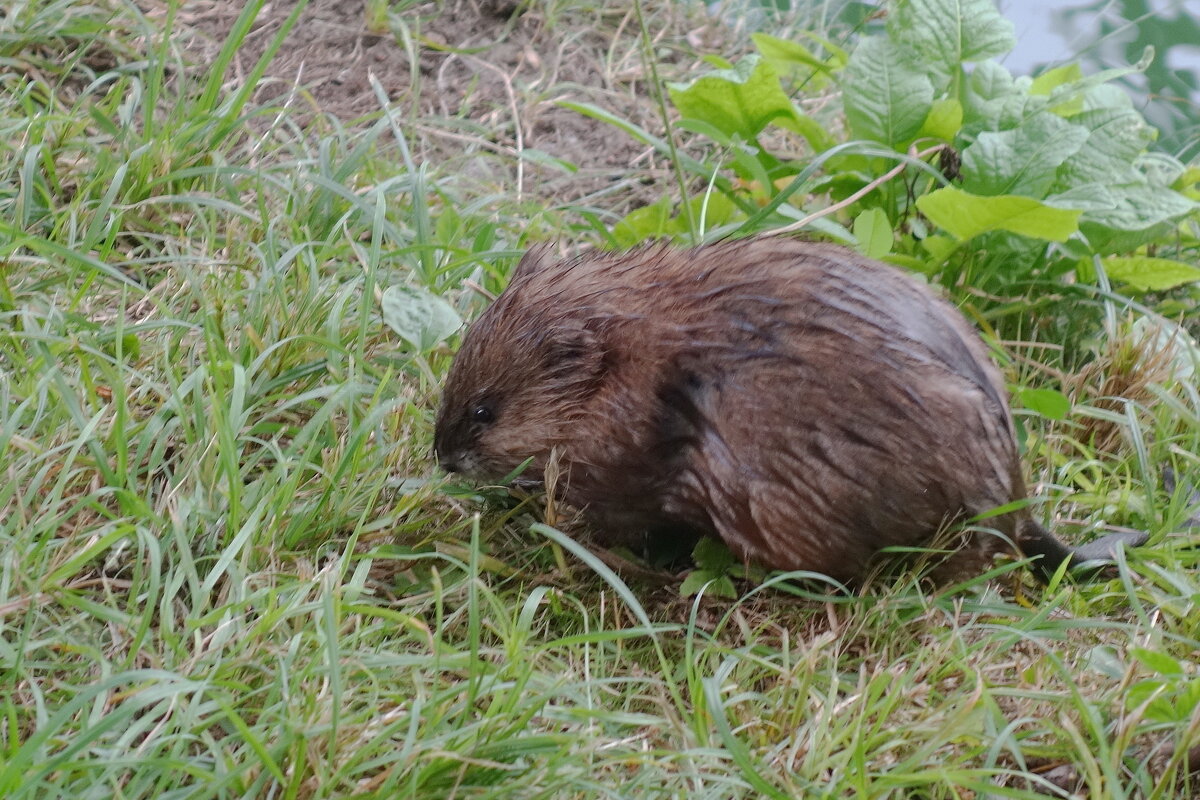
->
680, 537, 738, 599
1125, 647, 1200, 726
578, 0, 1200, 298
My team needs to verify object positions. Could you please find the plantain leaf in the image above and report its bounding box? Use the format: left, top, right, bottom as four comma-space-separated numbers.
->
842, 37, 933, 146
381, 286, 462, 351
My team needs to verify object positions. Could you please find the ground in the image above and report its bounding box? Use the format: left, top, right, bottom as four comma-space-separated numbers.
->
166, 0, 727, 209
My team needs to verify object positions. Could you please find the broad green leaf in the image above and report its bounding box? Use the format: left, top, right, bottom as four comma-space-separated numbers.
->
961, 112, 1089, 197
675, 191, 738, 234
1083, 645, 1126, 679
961, 61, 1040, 135
1017, 388, 1071, 420
101, 332, 142, 360
916, 186, 1081, 241
920, 97, 963, 141
1080, 83, 1135, 114
1058, 182, 1197, 232
1127, 668, 1200, 725
753, 30, 846, 74
1049, 181, 1190, 252
1032, 63, 1086, 115
971, 231, 1049, 276
806, 31, 849, 66
890, 0, 1015, 72
1046, 183, 1128, 213
669, 55, 822, 147
1101, 256, 1200, 291
1053, 107, 1156, 188
680, 570, 737, 599
853, 208, 893, 258
702, 54, 735, 70
1131, 647, 1184, 677
1081, 221, 1177, 255
693, 536, 736, 570
777, 206, 856, 243
381, 286, 462, 351
882, 253, 936, 273
1030, 63, 1083, 95
1138, 152, 1186, 187
1126, 680, 1191, 723
750, 32, 834, 87
1173, 165, 1200, 193
674, 117, 771, 185
1182, 680, 1200, 717
921, 234, 958, 263
842, 37, 933, 146
773, 106, 837, 151
612, 196, 672, 248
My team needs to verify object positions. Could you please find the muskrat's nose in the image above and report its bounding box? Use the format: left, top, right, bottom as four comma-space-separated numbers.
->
437, 451, 461, 474
432, 435, 457, 473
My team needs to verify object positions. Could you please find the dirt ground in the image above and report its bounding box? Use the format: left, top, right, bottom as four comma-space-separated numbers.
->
161, 0, 732, 205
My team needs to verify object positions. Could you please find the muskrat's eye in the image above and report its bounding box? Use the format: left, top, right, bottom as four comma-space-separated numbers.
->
472, 405, 495, 425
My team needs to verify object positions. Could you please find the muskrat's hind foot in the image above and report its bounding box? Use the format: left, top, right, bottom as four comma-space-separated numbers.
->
1067, 531, 1149, 564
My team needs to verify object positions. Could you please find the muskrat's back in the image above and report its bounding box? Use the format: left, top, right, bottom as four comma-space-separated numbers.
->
434, 237, 1136, 582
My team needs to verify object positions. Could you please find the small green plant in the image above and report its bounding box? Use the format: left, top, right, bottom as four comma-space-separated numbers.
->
680, 537, 739, 599
1125, 647, 1200, 726
366, 0, 390, 33
380, 285, 463, 352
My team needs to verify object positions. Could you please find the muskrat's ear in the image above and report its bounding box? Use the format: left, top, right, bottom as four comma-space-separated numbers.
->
545, 326, 610, 387
511, 244, 556, 281
546, 328, 598, 365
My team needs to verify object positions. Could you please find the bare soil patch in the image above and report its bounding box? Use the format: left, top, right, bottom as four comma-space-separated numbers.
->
163, 0, 730, 206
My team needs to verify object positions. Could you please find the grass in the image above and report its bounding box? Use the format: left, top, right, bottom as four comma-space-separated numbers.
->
1, 0, 1198, 797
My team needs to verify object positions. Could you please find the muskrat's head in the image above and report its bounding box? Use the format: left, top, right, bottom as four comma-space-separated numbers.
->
434, 247, 612, 482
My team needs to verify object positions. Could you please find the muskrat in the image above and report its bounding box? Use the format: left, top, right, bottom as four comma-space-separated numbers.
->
434, 237, 1145, 584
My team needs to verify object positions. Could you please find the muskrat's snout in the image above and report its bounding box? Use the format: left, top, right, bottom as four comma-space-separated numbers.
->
433, 415, 482, 477
433, 442, 462, 477
432, 419, 459, 474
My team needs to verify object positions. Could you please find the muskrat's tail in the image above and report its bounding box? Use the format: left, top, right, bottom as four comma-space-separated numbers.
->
1016, 519, 1148, 583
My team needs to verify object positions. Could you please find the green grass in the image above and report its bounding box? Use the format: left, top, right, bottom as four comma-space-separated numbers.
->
1, 1, 1198, 798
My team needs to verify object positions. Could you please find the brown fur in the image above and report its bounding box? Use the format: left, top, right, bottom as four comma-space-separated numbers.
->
434, 238, 1137, 583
